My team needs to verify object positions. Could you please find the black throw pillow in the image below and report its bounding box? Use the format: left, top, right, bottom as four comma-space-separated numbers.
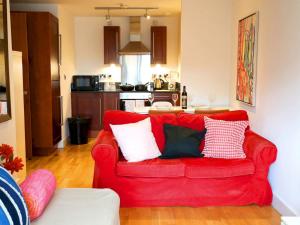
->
159, 124, 206, 159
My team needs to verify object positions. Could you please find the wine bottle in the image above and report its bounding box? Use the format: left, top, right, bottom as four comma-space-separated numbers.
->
182, 86, 187, 109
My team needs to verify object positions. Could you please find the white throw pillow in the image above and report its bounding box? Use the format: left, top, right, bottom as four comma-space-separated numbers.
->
110, 118, 161, 162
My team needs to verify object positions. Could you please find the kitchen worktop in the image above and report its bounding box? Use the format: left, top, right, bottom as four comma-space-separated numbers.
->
71, 89, 180, 93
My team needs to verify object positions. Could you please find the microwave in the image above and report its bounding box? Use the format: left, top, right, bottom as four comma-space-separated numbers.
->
71, 75, 103, 91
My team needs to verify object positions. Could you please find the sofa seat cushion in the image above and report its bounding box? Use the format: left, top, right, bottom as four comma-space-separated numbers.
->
31, 189, 120, 225
117, 158, 185, 178
182, 158, 255, 178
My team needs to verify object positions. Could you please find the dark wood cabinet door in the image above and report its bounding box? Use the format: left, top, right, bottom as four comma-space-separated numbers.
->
52, 80, 62, 145
151, 26, 167, 64
102, 93, 120, 112
11, 12, 33, 159
50, 15, 60, 81
71, 92, 102, 137
104, 26, 120, 64
25, 12, 61, 155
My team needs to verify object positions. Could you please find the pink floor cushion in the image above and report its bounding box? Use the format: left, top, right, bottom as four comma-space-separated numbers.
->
20, 169, 56, 221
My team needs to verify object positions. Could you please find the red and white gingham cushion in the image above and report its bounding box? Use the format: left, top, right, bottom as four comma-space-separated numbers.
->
203, 117, 249, 159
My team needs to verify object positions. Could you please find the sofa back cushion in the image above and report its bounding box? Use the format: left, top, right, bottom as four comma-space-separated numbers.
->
177, 110, 249, 131
103, 110, 248, 152
103, 110, 178, 151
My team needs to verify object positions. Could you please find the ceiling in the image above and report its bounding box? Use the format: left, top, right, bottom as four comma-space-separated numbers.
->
10, 0, 181, 16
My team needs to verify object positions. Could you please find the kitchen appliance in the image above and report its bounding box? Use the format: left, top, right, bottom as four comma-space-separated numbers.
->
119, 84, 134, 91
154, 76, 165, 90
135, 83, 149, 92
120, 92, 151, 112
71, 75, 102, 91
119, 17, 150, 55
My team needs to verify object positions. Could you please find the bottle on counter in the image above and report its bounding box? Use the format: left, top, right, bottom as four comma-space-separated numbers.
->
181, 86, 187, 109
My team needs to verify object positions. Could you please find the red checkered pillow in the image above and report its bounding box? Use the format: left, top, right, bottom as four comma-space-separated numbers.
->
203, 117, 249, 159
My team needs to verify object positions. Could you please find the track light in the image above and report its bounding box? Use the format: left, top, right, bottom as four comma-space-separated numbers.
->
144, 9, 151, 20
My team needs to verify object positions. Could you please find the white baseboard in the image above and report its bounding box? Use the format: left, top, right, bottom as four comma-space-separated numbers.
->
57, 138, 68, 149
273, 194, 297, 216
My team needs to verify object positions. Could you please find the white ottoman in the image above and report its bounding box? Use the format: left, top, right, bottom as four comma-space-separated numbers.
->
32, 188, 120, 225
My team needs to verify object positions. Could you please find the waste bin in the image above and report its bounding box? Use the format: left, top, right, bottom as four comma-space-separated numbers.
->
68, 117, 91, 145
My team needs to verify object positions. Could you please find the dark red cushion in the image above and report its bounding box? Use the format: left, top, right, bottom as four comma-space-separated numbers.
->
116, 158, 185, 178
103, 110, 177, 151
182, 158, 255, 178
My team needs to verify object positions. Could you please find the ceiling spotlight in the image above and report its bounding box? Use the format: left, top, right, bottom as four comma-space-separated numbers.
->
144, 9, 151, 20
105, 8, 111, 22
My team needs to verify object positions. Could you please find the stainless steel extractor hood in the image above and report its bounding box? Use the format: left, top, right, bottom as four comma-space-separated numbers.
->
119, 17, 150, 55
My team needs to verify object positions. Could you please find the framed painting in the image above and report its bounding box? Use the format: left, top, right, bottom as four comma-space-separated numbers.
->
236, 12, 259, 106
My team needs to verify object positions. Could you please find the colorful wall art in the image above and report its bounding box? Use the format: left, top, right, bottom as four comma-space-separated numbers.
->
236, 12, 258, 106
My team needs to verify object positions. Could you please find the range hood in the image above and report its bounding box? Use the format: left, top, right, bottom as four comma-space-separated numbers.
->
119, 17, 150, 55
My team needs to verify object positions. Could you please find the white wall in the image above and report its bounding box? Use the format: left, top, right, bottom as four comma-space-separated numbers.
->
180, 0, 233, 106
58, 5, 76, 142
0, 0, 26, 181
74, 16, 180, 81
74, 16, 130, 80
231, 0, 300, 216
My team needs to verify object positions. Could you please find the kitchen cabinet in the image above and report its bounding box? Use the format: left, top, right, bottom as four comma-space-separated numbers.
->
11, 12, 32, 159
102, 93, 120, 112
72, 92, 102, 137
11, 12, 62, 156
71, 92, 120, 137
104, 26, 120, 64
153, 92, 180, 106
151, 26, 167, 64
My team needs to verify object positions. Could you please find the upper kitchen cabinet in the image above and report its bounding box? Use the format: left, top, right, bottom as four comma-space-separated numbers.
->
151, 26, 167, 64
104, 26, 120, 64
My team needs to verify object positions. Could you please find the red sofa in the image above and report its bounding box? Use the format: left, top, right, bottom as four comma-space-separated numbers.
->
92, 110, 277, 207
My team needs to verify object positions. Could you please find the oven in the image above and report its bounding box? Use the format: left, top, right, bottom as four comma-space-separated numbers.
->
120, 92, 151, 112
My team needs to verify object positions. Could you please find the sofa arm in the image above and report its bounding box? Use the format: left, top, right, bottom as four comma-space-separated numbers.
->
91, 130, 119, 187
244, 130, 277, 167
92, 130, 119, 164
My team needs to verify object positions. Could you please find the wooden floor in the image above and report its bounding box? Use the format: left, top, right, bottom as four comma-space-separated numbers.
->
27, 140, 281, 225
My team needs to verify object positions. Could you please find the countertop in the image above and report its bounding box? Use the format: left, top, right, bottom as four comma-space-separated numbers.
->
71, 89, 180, 93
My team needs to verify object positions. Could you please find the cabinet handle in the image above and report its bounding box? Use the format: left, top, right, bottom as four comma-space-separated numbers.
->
155, 95, 170, 98
59, 34, 62, 65
116, 31, 119, 62
152, 32, 155, 59
116, 98, 119, 109
58, 96, 63, 126
99, 97, 102, 126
